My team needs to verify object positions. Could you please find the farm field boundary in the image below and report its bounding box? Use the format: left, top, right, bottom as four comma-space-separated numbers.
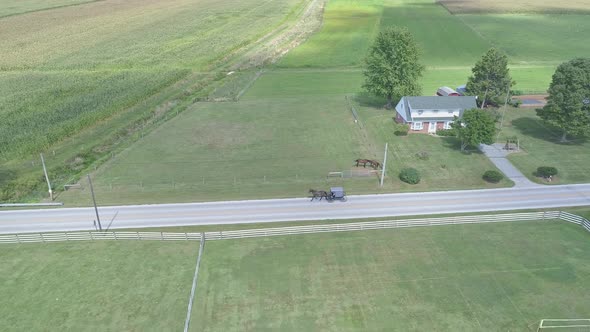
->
1, 0, 327, 203
2, 211, 588, 245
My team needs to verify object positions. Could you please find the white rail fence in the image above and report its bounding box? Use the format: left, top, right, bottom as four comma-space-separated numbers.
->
0, 231, 201, 244
1, 210, 588, 245
559, 211, 590, 232
204, 211, 560, 240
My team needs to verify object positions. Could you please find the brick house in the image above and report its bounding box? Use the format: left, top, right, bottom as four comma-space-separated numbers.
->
394, 96, 477, 133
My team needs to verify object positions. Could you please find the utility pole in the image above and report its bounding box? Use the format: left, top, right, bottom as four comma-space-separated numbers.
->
87, 174, 102, 231
40, 153, 53, 201
380, 143, 388, 187
496, 83, 512, 142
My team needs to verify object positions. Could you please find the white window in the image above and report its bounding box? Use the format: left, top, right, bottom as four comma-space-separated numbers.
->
412, 122, 423, 130
444, 121, 453, 129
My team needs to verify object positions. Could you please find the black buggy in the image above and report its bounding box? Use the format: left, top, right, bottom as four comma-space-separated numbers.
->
328, 187, 347, 202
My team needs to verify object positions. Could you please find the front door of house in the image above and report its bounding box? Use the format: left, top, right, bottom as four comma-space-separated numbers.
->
428, 121, 436, 133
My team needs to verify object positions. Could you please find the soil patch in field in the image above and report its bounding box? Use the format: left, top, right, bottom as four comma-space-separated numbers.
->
438, 0, 590, 14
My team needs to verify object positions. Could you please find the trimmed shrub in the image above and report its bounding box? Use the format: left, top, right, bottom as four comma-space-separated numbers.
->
415, 151, 430, 160
483, 170, 504, 183
537, 166, 558, 178
394, 124, 409, 136
399, 167, 420, 184
436, 129, 456, 137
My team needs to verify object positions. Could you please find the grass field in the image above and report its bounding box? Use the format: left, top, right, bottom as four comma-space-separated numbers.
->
1, 215, 588, 330
458, 14, 590, 65
0, 241, 198, 331
191, 220, 590, 330
496, 108, 590, 184
439, 0, 590, 14
0, 0, 95, 18
58, 73, 508, 205
59, 95, 370, 204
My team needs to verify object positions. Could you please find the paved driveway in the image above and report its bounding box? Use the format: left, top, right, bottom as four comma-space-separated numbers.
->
479, 143, 538, 187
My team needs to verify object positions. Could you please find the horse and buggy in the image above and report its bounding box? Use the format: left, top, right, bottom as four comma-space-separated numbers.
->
309, 187, 347, 202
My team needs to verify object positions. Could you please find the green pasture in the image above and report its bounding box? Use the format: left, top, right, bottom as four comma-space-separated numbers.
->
278, 0, 490, 68
0, 0, 93, 18
458, 14, 590, 65
438, 0, 590, 15
497, 108, 590, 184
243, 70, 363, 99
0, 241, 198, 331
58, 95, 372, 205
423, 65, 555, 95
192, 220, 590, 331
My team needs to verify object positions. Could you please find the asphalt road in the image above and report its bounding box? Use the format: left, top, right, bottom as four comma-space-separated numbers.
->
1, 184, 590, 234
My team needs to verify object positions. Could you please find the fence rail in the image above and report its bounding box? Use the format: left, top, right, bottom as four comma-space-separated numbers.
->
1, 210, 588, 245
559, 211, 590, 232
0, 231, 201, 244
204, 211, 560, 240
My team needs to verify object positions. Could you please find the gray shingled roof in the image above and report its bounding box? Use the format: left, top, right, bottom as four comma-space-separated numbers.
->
406, 96, 477, 110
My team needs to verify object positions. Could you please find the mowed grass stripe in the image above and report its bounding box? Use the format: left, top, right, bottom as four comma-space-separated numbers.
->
190, 220, 590, 331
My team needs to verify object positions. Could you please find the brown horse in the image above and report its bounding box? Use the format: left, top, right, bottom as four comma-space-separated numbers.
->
355, 159, 372, 168
355, 159, 381, 169
309, 189, 329, 201
368, 160, 382, 169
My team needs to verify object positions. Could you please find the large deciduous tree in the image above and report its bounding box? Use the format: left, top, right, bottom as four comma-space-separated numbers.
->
363, 27, 424, 109
536, 58, 590, 142
451, 109, 496, 152
466, 48, 514, 108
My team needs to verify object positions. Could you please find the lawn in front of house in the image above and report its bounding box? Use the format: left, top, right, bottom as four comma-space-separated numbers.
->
357, 104, 513, 191
497, 107, 590, 184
